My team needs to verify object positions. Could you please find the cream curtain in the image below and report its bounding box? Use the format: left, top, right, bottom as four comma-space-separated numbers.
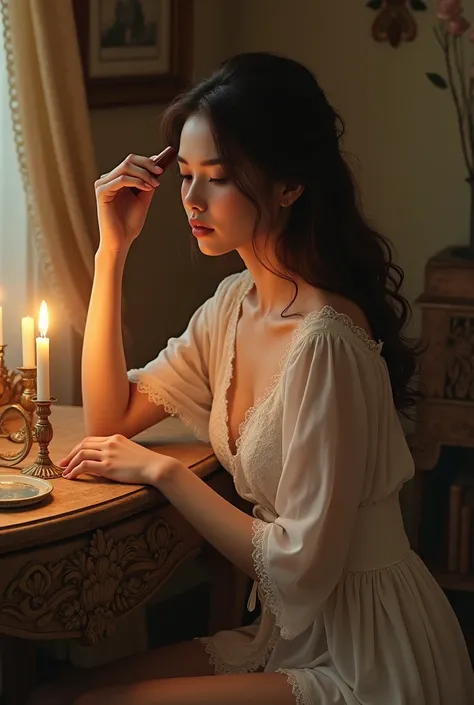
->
0, 0, 98, 335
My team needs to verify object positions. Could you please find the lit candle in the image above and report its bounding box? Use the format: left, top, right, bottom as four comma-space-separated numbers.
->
36, 301, 50, 401
21, 316, 35, 368
0, 305, 3, 345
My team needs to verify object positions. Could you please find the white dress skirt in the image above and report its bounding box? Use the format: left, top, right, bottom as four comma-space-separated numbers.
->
129, 270, 474, 705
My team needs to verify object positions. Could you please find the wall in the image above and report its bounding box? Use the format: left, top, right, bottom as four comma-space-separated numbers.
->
89, 0, 241, 372
225, 0, 471, 335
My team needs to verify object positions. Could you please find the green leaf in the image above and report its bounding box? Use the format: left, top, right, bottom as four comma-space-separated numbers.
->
426, 72, 449, 89
366, 0, 383, 9
411, 0, 427, 10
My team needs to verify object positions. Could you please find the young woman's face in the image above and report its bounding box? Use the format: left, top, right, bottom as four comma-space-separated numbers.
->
178, 114, 280, 257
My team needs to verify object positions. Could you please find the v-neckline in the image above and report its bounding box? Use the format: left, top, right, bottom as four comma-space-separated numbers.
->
222, 272, 311, 463
221, 272, 384, 465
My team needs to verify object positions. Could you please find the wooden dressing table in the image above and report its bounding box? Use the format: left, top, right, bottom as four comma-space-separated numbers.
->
0, 407, 247, 705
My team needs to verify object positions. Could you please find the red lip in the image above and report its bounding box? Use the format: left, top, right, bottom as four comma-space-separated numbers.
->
189, 220, 213, 230
192, 226, 214, 238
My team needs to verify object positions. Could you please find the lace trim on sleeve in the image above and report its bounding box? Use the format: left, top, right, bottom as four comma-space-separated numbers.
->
251, 518, 295, 640
128, 370, 209, 442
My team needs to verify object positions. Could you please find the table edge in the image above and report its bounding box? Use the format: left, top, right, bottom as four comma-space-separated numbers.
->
0, 453, 221, 554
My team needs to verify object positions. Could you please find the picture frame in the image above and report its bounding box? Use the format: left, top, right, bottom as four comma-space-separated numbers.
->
73, 0, 193, 108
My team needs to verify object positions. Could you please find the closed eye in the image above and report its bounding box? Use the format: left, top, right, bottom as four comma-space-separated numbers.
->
179, 174, 228, 184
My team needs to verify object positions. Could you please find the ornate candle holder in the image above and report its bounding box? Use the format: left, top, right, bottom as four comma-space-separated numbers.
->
8, 366, 37, 443
0, 403, 34, 466
22, 397, 62, 479
0, 344, 24, 407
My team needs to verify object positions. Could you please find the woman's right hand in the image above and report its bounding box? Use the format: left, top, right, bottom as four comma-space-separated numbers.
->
94, 153, 164, 253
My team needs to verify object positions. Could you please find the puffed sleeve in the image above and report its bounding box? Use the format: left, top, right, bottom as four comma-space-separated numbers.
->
127, 284, 220, 443
252, 332, 371, 639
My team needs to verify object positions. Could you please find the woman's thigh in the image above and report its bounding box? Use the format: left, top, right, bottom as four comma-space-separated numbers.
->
74, 672, 297, 705
28, 638, 214, 705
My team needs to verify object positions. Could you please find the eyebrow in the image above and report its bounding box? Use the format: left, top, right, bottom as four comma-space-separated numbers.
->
177, 155, 223, 166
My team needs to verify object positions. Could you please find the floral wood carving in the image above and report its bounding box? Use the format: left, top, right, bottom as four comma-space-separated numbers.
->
367, 0, 427, 48
0, 519, 188, 643
445, 317, 474, 400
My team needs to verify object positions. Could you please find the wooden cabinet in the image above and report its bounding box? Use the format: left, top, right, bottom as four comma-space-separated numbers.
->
411, 247, 474, 658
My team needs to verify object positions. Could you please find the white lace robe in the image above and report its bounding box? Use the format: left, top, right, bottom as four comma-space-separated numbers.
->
129, 270, 474, 705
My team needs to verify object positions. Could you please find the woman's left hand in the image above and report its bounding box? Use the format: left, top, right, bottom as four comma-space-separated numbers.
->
59, 434, 178, 486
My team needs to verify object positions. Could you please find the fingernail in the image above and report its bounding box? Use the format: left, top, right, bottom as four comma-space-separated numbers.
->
153, 165, 163, 174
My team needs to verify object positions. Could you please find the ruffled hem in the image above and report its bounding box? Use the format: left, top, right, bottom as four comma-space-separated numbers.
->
198, 635, 271, 674
199, 636, 309, 705
276, 669, 308, 705
128, 370, 209, 442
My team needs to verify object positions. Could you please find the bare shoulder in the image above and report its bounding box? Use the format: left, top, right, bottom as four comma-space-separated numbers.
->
298, 286, 373, 339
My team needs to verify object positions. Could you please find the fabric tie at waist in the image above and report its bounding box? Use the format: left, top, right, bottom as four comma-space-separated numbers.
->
247, 580, 259, 612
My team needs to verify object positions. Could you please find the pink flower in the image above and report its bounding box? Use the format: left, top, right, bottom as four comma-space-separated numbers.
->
446, 15, 471, 35
437, 0, 463, 20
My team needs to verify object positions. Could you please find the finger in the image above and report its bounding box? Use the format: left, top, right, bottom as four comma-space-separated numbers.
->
64, 460, 105, 481
58, 437, 110, 467
62, 449, 103, 476
96, 175, 157, 200
58, 440, 85, 467
103, 155, 163, 186
121, 159, 162, 185
136, 153, 165, 175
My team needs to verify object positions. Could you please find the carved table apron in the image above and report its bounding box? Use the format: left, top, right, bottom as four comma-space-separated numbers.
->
0, 406, 242, 705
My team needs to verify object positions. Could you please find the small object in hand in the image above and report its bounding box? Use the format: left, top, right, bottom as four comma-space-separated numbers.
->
130, 146, 177, 195
153, 145, 178, 171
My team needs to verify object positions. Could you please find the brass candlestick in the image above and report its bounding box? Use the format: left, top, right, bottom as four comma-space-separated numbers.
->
0, 344, 24, 408
22, 397, 62, 479
0, 403, 33, 466
9, 367, 37, 443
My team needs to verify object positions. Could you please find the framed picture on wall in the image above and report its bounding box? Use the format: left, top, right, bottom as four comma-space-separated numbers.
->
73, 0, 193, 108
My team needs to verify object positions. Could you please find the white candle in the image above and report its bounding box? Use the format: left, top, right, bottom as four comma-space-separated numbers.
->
21, 316, 35, 367
0, 306, 3, 345
36, 301, 50, 401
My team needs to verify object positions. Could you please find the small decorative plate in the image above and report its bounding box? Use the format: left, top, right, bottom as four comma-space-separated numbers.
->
0, 475, 53, 508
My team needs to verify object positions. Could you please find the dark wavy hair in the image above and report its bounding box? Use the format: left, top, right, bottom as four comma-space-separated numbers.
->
161, 52, 423, 418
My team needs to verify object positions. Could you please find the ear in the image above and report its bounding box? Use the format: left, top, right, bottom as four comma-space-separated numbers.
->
278, 183, 305, 208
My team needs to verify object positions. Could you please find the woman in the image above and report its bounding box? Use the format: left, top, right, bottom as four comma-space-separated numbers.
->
33, 52, 473, 705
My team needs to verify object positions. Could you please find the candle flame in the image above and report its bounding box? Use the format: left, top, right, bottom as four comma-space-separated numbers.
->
38, 300, 48, 337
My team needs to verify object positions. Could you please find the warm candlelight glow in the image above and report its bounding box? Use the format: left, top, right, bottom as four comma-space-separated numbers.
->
38, 300, 48, 338
36, 300, 50, 400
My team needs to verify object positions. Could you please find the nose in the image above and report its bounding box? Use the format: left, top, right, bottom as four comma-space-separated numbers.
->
183, 178, 207, 214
